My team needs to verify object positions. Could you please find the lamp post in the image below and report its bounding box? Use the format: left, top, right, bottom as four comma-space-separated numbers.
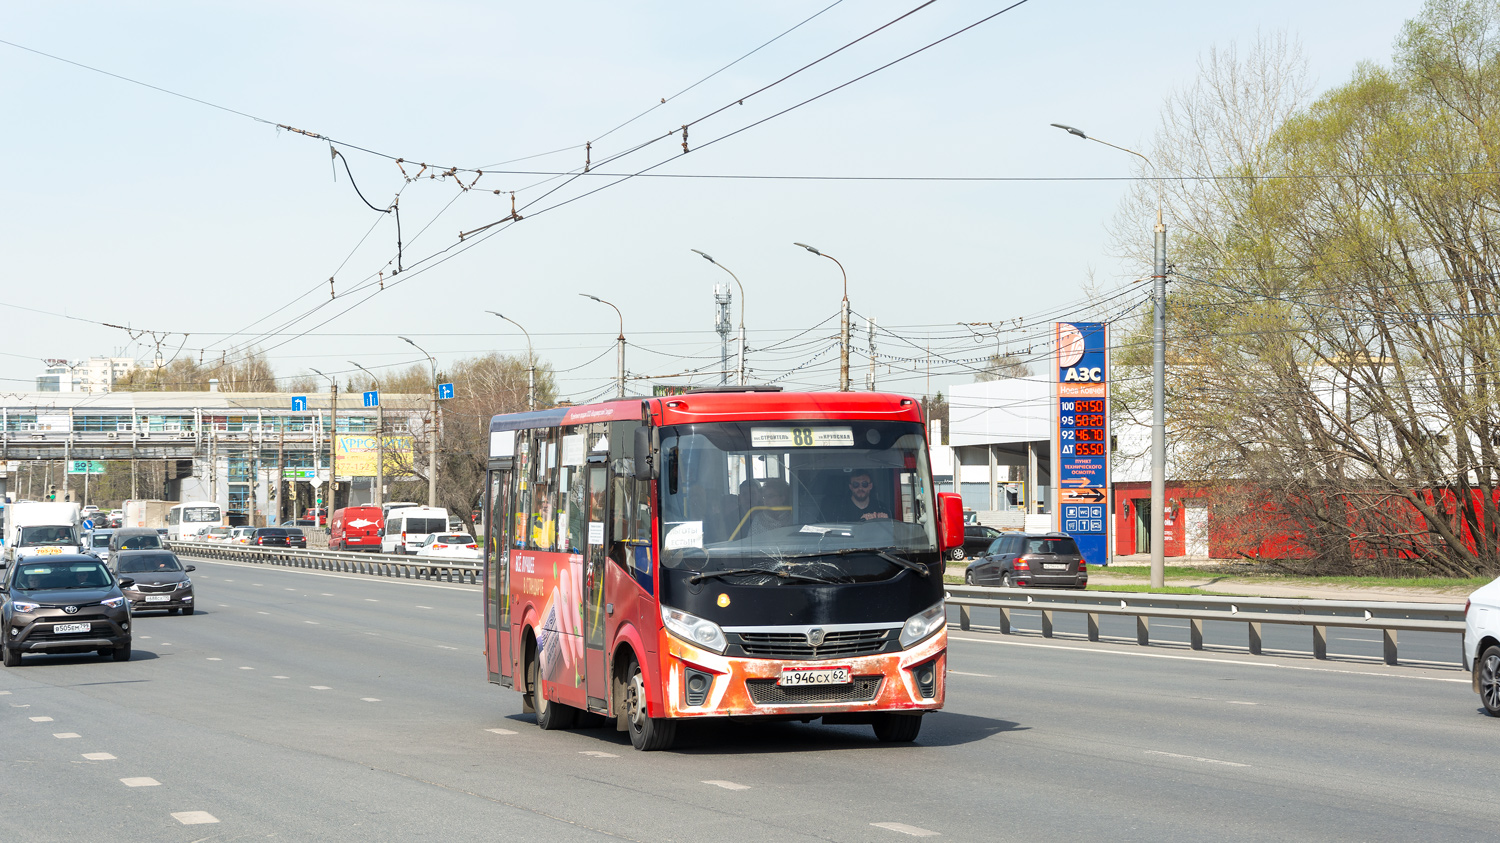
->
399, 336, 439, 507
1053, 122, 1167, 589
348, 361, 384, 509
581, 294, 626, 398
793, 242, 850, 391
487, 311, 536, 410
691, 249, 746, 385
310, 367, 338, 515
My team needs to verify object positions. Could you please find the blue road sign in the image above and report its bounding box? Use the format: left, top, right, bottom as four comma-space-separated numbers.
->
363, 390, 380, 408
82, 519, 94, 530
291, 396, 308, 412
438, 383, 454, 400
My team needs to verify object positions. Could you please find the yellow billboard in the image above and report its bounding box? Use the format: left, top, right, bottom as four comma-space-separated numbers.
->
335, 434, 414, 477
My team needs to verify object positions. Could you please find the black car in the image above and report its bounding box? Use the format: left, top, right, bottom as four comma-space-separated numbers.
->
949, 524, 1004, 561
1, 554, 134, 665
113, 550, 196, 615
251, 527, 307, 548
964, 532, 1088, 589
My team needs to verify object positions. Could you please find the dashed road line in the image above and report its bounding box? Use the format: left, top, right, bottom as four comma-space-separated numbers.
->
1145, 749, 1250, 768
579, 750, 619, 758
949, 671, 994, 677
872, 822, 940, 837
305, 621, 320, 625
0, 691, 10, 695
272, 675, 289, 679
206, 658, 222, 661
171, 811, 219, 825
54, 733, 81, 739
310, 686, 332, 690
83, 753, 115, 761
239, 666, 255, 670
361, 698, 381, 702
703, 780, 750, 790
121, 777, 161, 787
486, 728, 517, 735
30, 716, 54, 722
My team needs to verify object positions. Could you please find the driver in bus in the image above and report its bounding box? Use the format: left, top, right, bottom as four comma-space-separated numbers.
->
827, 469, 892, 522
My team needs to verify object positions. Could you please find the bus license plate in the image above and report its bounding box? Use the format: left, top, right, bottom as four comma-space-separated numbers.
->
54, 623, 91, 634
779, 666, 852, 687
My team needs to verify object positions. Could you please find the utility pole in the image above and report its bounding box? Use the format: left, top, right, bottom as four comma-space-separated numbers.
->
581, 295, 626, 398
350, 361, 385, 507
794, 243, 850, 391
399, 337, 439, 507
714, 283, 732, 385
277, 416, 285, 524
486, 313, 535, 410
692, 250, 747, 385
867, 316, 877, 391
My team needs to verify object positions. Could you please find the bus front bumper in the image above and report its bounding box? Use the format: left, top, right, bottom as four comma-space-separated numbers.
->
658, 627, 946, 719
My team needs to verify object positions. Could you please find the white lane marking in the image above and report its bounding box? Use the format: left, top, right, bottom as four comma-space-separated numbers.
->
257, 611, 270, 615
83, 752, 116, 760
361, 698, 381, 702
871, 822, 940, 837
1145, 749, 1250, 768
206, 658, 222, 661
486, 728, 517, 735
321, 593, 334, 597
949, 671, 994, 677
253, 584, 262, 587
224, 579, 235, 583
285, 588, 295, 591
310, 686, 332, 690
239, 667, 254, 670
121, 777, 161, 787
366, 599, 380, 602
161, 643, 172, 646
703, 780, 750, 790
218, 604, 228, 607
579, 750, 619, 758
436, 645, 458, 650
1227, 701, 1257, 705
948, 636, 1470, 683
139, 636, 152, 640
54, 733, 81, 739
305, 621, 320, 625
172, 811, 219, 825
11, 704, 31, 707
416, 605, 432, 610
183, 558, 475, 592
30, 716, 54, 722
272, 676, 289, 679
0, 690, 10, 695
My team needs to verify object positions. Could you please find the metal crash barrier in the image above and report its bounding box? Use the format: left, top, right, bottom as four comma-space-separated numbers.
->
944, 585, 1466, 666
169, 541, 482, 585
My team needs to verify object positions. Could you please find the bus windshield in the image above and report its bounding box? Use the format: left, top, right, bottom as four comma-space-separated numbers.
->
657, 420, 937, 584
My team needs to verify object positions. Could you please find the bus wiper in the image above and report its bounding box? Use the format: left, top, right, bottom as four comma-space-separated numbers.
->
775, 547, 930, 577
688, 568, 835, 585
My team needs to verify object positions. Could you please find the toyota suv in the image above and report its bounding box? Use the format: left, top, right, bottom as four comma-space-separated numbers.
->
1, 554, 134, 665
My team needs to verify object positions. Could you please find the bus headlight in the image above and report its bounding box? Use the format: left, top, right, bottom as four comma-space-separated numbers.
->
661, 606, 728, 654
899, 600, 946, 649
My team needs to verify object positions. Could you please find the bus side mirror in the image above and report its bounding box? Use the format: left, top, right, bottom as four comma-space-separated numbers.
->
938, 492, 964, 554
633, 425, 655, 480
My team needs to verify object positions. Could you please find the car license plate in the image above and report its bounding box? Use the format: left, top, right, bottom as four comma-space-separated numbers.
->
144, 596, 171, 602
779, 666, 852, 687
1043, 563, 1067, 570
54, 622, 91, 634
36, 547, 61, 555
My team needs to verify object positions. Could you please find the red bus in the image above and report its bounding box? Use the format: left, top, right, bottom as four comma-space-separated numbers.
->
481, 388, 964, 750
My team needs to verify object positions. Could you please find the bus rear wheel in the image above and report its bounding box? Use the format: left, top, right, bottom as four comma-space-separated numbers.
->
624, 660, 675, 751
872, 713, 922, 743
527, 647, 576, 730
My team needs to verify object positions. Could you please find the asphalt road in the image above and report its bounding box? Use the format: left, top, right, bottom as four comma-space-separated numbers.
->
2, 555, 1497, 842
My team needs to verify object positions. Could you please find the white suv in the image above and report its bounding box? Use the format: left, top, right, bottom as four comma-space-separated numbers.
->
1464, 577, 1500, 716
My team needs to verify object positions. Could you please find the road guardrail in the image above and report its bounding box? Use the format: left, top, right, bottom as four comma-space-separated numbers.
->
169, 541, 482, 585
944, 585, 1465, 666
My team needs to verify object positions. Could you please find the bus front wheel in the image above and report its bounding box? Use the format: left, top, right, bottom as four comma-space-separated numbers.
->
624, 660, 676, 751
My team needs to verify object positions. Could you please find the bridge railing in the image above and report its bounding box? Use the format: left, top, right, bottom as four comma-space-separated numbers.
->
944, 585, 1465, 666
169, 541, 481, 585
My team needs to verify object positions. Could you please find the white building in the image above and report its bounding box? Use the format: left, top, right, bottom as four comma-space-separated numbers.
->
35, 357, 137, 393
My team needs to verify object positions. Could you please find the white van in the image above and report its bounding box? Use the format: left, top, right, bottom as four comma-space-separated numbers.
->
381, 506, 450, 555
4, 501, 84, 564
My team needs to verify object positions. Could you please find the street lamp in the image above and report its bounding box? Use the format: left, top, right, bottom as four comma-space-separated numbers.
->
398, 336, 440, 507
1053, 121, 1168, 589
691, 249, 746, 385
310, 367, 338, 516
580, 294, 626, 398
793, 242, 850, 391
349, 361, 384, 509
487, 311, 536, 410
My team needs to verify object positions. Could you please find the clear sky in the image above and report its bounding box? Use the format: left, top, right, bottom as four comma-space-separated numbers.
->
0, 1, 1426, 402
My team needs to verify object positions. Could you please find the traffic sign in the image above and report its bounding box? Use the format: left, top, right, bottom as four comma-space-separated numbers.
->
291, 395, 308, 412
282, 468, 316, 480
82, 519, 95, 530
66, 460, 106, 475
363, 390, 380, 408
437, 383, 454, 400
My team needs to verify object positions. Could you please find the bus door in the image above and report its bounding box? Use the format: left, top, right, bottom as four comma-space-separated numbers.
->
583, 459, 610, 711
486, 467, 513, 685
